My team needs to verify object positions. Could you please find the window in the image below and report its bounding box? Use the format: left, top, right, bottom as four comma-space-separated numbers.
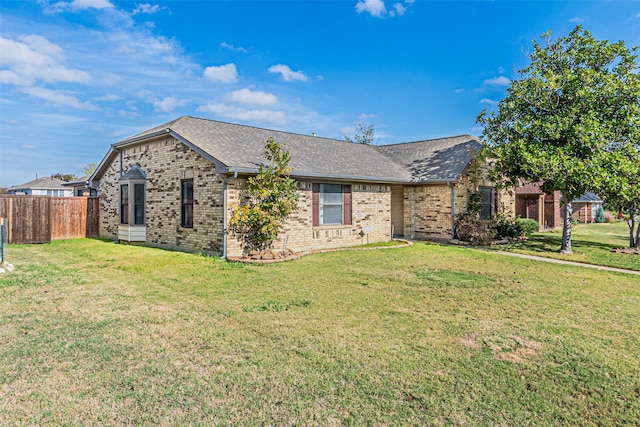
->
312, 184, 351, 226
119, 165, 146, 226
134, 184, 145, 225
120, 184, 129, 224
479, 187, 496, 220
181, 179, 193, 228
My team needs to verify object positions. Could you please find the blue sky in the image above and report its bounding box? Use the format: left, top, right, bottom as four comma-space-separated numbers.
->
1, 0, 639, 187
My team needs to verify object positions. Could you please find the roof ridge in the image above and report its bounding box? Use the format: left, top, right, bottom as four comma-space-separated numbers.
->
179, 115, 355, 145
377, 134, 478, 148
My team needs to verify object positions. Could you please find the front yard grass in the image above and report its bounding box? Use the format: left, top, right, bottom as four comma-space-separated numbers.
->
496, 221, 639, 271
1, 239, 639, 425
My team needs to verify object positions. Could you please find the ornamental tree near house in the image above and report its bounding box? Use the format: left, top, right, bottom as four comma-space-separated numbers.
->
477, 26, 640, 254
229, 137, 299, 253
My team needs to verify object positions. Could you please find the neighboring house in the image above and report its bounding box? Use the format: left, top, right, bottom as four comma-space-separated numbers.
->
572, 192, 604, 224
8, 176, 73, 197
515, 181, 603, 230
62, 176, 98, 197
90, 116, 515, 257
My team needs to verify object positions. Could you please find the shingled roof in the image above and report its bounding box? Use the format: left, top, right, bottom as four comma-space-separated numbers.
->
98, 116, 481, 184
374, 135, 482, 182
118, 116, 412, 183
9, 176, 67, 191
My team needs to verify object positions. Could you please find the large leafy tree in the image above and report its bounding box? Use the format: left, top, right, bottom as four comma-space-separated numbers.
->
477, 26, 640, 254
229, 137, 299, 252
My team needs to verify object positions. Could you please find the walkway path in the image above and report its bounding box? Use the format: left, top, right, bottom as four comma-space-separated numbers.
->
483, 250, 640, 276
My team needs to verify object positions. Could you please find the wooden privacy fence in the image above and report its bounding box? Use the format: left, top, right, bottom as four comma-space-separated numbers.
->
0, 195, 99, 244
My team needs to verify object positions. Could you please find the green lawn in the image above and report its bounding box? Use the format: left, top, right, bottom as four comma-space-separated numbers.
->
496, 221, 639, 271
1, 239, 639, 425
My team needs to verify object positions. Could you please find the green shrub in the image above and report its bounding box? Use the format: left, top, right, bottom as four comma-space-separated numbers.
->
454, 214, 494, 244
517, 218, 539, 236
595, 205, 605, 223
493, 214, 524, 239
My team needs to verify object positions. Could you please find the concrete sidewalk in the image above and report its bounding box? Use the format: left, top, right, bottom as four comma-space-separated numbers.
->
483, 250, 640, 276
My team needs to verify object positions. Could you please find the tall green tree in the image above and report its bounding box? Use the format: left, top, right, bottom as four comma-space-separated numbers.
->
477, 26, 640, 254
229, 137, 299, 252
344, 123, 375, 145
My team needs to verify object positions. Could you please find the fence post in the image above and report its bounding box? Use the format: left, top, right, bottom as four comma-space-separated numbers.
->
0, 217, 6, 264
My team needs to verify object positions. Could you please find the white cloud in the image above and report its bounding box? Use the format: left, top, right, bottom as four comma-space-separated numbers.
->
19, 86, 98, 110
197, 102, 287, 125
454, 88, 464, 93
569, 16, 587, 23
153, 96, 189, 112
480, 98, 499, 107
203, 63, 238, 83
268, 64, 308, 82
95, 94, 121, 101
44, 0, 114, 13
22, 144, 38, 150
227, 88, 278, 106
391, 3, 407, 16
221, 42, 248, 53
0, 35, 91, 86
358, 113, 377, 120
340, 126, 355, 135
483, 76, 511, 86
355, 0, 387, 18
131, 3, 162, 15
355, 0, 414, 18
629, 13, 640, 21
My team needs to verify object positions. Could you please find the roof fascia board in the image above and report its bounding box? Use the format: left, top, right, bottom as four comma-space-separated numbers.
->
220, 168, 413, 184
410, 179, 460, 185
89, 147, 118, 186
114, 129, 170, 146
293, 172, 411, 184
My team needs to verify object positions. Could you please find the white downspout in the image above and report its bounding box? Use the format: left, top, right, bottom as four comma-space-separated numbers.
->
221, 171, 238, 260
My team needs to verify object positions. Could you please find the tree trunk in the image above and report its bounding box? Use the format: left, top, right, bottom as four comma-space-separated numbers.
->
629, 206, 639, 248
560, 200, 573, 254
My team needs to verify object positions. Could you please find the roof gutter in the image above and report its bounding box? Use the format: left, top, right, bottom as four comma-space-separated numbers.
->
113, 128, 171, 147
221, 170, 238, 260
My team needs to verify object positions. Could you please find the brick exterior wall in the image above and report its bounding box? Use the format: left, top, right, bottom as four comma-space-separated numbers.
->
97, 139, 513, 253
402, 160, 515, 240
226, 180, 392, 256
98, 137, 392, 256
97, 136, 225, 253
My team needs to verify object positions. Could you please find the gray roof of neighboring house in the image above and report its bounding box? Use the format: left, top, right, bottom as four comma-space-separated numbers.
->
374, 135, 482, 182
9, 176, 68, 191
96, 116, 481, 184
573, 191, 603, 204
